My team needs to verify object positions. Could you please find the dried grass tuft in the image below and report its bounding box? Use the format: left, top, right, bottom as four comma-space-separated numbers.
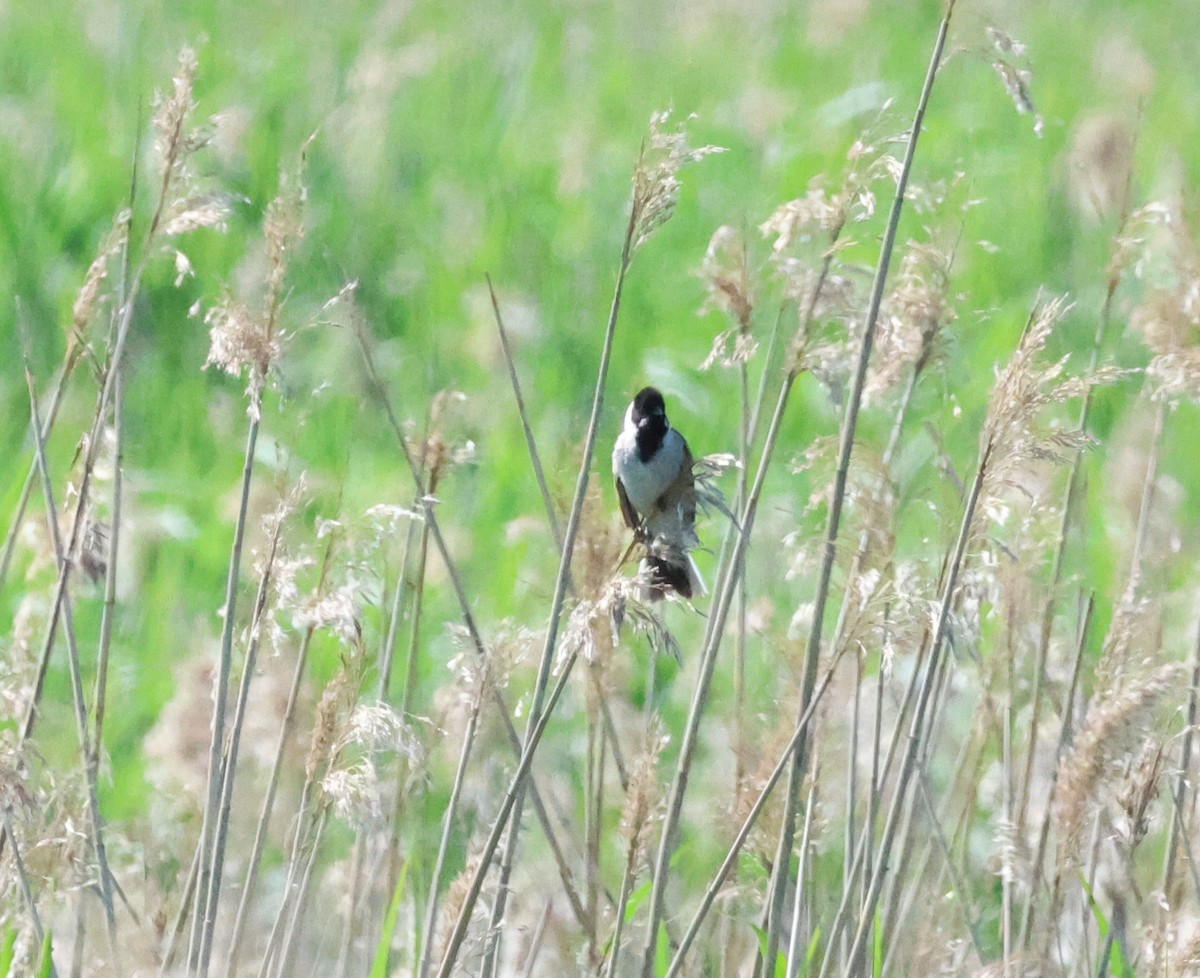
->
1053, 662, 1183, 865
619, 722, 668, 873
631, 110, 725, 252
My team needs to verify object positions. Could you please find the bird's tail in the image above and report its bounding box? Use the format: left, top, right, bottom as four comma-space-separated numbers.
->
639, 543, 706, 602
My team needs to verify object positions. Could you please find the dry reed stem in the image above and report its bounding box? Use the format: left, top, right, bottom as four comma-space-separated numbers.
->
197, 494, 290, 975
23, 368, 118, 953
1029, 593, 1093, 957
784, 760, 821, 978
1163, 622, 1200, 899
488, 273, 563, 551
0, 349, 84, 596
838, 431, 984, 975
476, 174, 639, 978
641, 238, 840, 978
761, 6, 957, 967
660, 656, 842, 978
432, 640, 579, 978
1053, 662, 1183, 868
416, 673, 486, 978
188, 402, 262, 975
1015, 139, 1137, 852
221, 538, 336, 978
441, 112, 719, 977
355, 325, 592, 938
605, 726, 666, 978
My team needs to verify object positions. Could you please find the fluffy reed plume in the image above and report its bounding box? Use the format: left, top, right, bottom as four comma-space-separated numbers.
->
201, 168, 305, 409
71, 218, 130, 336
306, 664, 359, 782
152, 48, 235, 240
759, 129, 890, 253
1128, 207, 1200, 401
559, 487, 683, 669
560, 575, 681, 670
151, 48, 200, 174
434, 853, 488, 968
1112, 734, 1163, 851
320, 702, 422, 828
619, 723, 668, 874
865, 239, 955, 400
698, 225, 755, 369
692, 451, 740, 518
1053, 663, 1183, 865
986, 27, 1044, 137
977, 296, 1120, 521
447, 621, 530, 709
1094, 578, 1154, 695
631, 110, 725, 252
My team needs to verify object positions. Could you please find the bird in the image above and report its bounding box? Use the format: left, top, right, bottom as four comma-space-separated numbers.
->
612, 386, 706, 600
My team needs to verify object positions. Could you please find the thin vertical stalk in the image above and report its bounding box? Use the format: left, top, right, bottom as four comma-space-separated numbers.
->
1003, 703, 1013, 972
584, 699, 606, 965
840, 652, 862, 969
161, 839, 202, 975
732, 286, 754, 802
197, 509, 284, 976
488, 274, 563, 551
642, 244, 840, 978
857, 637, 887, 921
189, 392, 262, 974
519, 901, 553, 978
840, 436, 986, 978
256, 786, 320, 977
606, 827, 643, 978
369, 452, 436, 977
356, 327, 591, 935
377, 510, 419, 703
760, 3, 957, 964
0, 348, 82, 595
416, 700, 483, 978
433, 647, 580, 978
784, 766, 820, 978
1163, 622, 1200, 896
334, 841, 366, 978
273, 810, 330, 978
1014, 274, 1113, 845
875, 641, 974, 973
92, 368, 123, 801
660, 657, 842, 978
476, 175, 640, 978
4, 809, 55, 977
24, 369, 118, 948
819, 628, 931, 976
221, 569, 329, 978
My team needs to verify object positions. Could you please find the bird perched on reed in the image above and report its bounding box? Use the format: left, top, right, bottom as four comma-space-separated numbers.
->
612, 386, 706, 600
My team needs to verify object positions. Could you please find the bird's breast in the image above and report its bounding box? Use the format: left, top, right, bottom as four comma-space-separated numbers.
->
614, 429, 686, 517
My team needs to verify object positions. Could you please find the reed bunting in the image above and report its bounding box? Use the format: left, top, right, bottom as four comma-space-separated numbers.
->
612, 386, 705, 600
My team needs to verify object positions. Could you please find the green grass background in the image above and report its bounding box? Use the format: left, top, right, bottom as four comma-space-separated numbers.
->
1, 0, 1198, 898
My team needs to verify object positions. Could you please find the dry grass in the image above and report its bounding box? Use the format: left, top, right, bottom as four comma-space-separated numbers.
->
4, 17, 1200, 978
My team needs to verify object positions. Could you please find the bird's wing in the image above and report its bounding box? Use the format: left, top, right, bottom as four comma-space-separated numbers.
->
615, 475, 640, 531
672, 436, 700, 528
679, 439, 697, 525
652, 436, 697, 541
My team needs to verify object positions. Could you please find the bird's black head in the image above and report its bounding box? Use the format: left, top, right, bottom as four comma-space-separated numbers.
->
631, 387, 669, 461
631, 387, 667, 426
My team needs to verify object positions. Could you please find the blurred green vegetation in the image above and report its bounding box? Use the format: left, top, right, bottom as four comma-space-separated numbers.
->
2, 0, 1199, 925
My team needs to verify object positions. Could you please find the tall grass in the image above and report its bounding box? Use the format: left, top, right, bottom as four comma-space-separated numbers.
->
4, 6, 1200, 978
